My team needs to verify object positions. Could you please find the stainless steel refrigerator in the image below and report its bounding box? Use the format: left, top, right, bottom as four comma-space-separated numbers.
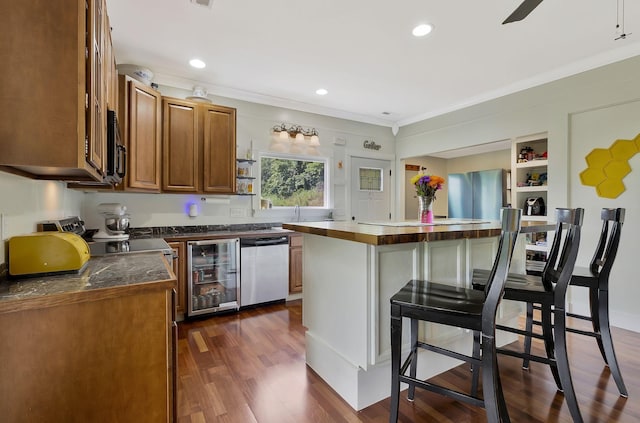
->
447, 169, 508, 220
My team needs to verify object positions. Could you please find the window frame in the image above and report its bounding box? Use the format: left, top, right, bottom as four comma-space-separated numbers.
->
259, 152, 330, 210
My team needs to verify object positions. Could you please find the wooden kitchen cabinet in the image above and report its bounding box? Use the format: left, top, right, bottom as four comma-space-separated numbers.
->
0, 282, 176, 422
0, 0, 113, 183
162, 97, 237, 194
162, 98, 199, 192
289, 234, 303, 293
118, 75, 163, 192
168, 241, 187, 317
201, 103, 237, 193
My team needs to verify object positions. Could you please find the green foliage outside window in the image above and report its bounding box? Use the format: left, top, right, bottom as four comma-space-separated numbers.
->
261, 156, 325, 207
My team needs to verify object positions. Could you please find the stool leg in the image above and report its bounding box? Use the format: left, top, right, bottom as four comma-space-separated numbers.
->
390, 305, 402, 423
522, 302, 534, 370
598, 289, 628, 397
408, 318, 418, 401
471, 330, 481, 395
481, 334, 511, 423
541, 305, 562, 390
554, 308, 584, 423
589, 285, 607, 362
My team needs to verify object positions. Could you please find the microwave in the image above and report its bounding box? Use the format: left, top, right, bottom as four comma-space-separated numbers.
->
106, 109, 126, 185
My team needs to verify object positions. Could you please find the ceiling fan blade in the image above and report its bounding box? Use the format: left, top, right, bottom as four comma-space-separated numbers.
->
503, 0, 544, 24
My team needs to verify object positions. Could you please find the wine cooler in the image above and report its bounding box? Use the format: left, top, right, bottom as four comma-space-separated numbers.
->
187, 238, 240, 317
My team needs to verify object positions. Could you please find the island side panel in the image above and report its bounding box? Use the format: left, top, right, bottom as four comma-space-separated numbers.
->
372, 242, 422, 364
302, 233, 370, 409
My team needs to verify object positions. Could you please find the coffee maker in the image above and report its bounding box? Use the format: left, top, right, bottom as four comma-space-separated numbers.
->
92, 203, 130, 240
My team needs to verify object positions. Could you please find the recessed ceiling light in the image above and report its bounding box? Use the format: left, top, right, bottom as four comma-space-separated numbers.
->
189, 59, 206, 69
412, 23, 433, 37
316, 88, 328, 96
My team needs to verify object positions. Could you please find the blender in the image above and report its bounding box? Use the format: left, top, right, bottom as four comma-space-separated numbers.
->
92, 203, 130, 240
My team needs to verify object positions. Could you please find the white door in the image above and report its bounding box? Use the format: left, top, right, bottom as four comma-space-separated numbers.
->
350, 157, 391, 222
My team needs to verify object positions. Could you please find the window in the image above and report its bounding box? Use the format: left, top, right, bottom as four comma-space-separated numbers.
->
359, 167, 383, 191
261, 154, 327, 207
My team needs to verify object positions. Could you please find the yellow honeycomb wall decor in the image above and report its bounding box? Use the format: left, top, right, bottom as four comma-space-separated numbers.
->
579, 133, 640, 198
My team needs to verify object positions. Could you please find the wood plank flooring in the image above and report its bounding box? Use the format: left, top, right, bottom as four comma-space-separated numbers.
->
177, 300, 640, 422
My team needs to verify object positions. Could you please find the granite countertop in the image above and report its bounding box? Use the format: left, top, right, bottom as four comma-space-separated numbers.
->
282, 219, 555, 246
0, 252, 175, 313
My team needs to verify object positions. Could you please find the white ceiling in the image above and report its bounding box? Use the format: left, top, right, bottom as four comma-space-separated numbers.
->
107, 0, 640, 128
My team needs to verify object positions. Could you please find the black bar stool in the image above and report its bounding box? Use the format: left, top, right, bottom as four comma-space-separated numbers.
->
472, 208, 585, 423
537, 208, 626, 396
389, 208, 522, 423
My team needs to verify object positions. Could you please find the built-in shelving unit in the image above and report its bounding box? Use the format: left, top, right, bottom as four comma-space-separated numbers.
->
236, 159, 256, 196
512, 133, 549, 275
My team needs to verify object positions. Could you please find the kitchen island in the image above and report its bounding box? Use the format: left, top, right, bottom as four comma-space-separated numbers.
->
283, 219, 552, 410
0, 252, 177, 422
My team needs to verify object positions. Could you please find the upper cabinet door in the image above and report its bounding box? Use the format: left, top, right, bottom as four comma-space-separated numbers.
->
162, 98, 199, 192
87, 0, 105, 175
201, 105, 237, 193
127, 79, 162, 191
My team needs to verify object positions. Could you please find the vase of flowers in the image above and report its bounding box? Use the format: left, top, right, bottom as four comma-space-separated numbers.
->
411, 173, 445, 223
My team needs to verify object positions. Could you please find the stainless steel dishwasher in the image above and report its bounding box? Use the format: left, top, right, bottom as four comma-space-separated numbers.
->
240, 235, 290, 307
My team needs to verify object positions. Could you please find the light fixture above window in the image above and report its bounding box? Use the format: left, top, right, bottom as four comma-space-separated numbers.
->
272, 123, 320, 146
189, 58, 206, 69
412, 23, 433, 37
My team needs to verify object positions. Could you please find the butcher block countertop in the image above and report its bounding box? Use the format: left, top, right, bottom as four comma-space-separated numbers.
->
282, 219, 554, 246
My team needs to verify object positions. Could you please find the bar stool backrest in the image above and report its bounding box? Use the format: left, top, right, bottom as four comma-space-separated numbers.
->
590, 208, 625, 284
541, 208, 584, 309
482, 208, 522, 332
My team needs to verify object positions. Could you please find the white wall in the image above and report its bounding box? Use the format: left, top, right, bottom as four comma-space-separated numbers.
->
446, 149, 511, 174
395, 55, 640, 332
0, 172, 83, 265
568, 99, 640, 330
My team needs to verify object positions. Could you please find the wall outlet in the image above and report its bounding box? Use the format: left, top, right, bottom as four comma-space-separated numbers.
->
229, 208, 245, 218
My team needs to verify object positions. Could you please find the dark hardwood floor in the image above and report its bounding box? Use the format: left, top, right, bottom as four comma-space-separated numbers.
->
177, 300, 640, 422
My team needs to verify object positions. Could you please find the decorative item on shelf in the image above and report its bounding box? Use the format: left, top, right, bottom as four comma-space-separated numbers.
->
272, 123, 320, 146
411, 172, 445, 224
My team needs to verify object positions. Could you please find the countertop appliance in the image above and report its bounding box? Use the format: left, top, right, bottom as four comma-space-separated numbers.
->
8, 232, 90, 276
93, 203, 130, 240
240, 235, 289, 308
448, 169, 509, 220
105, 109, 126, 185
187, 239, 240, 316
524, 197, 546, 216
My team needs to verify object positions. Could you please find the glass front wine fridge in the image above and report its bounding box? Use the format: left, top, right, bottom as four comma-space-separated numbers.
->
187, 238, 240, 317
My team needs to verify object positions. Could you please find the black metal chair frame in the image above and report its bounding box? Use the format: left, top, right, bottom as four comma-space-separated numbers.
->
389, 208, 522, 423
523, 208, 627, 397
472, 208, 585, 423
